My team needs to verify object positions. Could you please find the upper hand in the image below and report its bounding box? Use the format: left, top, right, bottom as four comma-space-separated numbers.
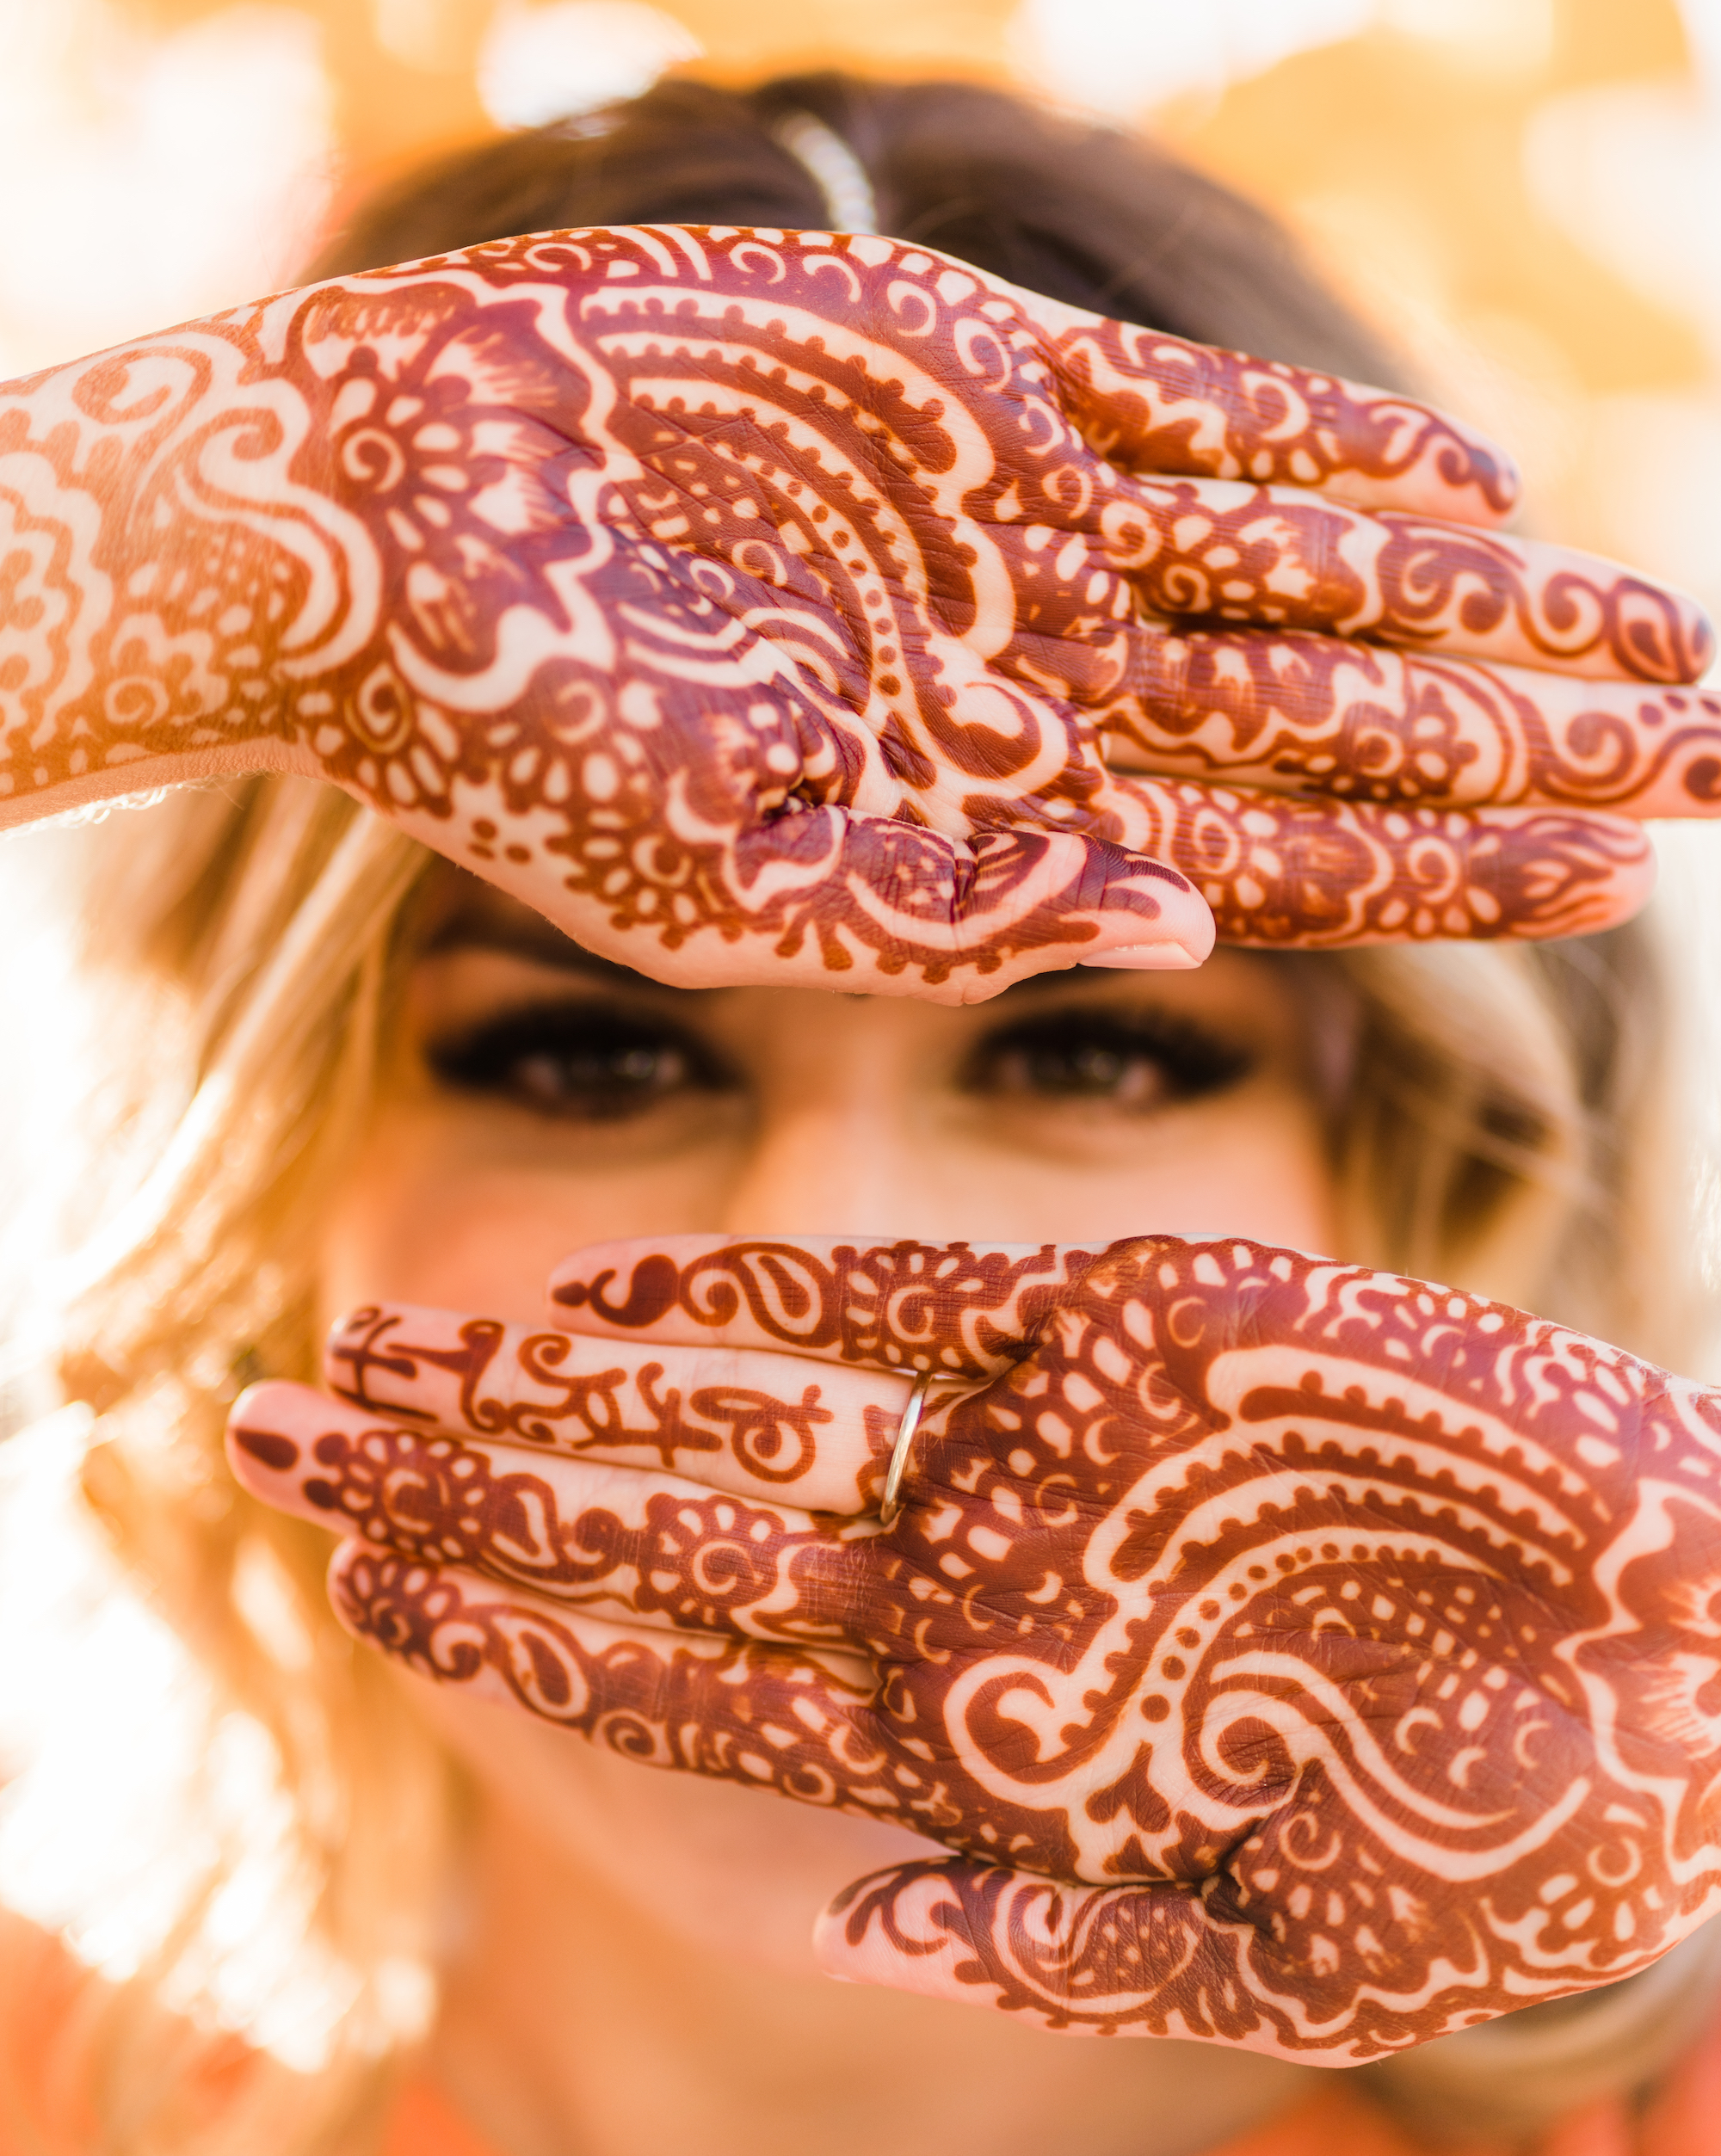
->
4, 226, 1718, 995
231, 1231, 1721, 2059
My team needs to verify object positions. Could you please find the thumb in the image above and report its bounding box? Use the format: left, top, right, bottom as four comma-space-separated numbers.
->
695, 806, 1213, 1001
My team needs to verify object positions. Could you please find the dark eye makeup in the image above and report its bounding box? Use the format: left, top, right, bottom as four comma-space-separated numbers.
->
959, 1007, 1254, 1107
423, 988, 1255, 1123
425, 1000, 736, 1119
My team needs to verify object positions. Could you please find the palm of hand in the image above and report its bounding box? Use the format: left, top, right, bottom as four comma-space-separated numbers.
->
232, 1234, 1721, 2058
5, 225, 1718, 992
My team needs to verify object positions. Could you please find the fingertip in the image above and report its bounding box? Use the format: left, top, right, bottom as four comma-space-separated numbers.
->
1079, 940, 1205, 972
1081, 851, 1216, 970
227, 1378, 310, 1439
225, 1395, 305, 1483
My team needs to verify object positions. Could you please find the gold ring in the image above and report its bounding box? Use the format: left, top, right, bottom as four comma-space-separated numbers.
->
879, 1369, 937, 1530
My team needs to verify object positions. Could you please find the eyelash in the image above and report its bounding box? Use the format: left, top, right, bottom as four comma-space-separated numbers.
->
425, 1001, 732, 1118
959, 1010, 1254, 1106
423, 999, 1254, 1119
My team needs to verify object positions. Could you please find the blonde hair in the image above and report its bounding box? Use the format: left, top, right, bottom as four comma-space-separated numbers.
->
0, 771, 1717, 2153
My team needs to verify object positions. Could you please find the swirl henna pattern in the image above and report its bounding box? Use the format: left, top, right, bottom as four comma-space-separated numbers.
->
231, 1235, 1721, 2060
1102, 631, 1721, 816
2, 226, 1714, 986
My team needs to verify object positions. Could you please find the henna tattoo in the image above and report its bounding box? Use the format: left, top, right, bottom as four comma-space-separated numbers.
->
1, 227, 1710, 988
319, 1301, 892, 1506
1104, 778, 1650, 945
328, 1543, 885, 1799
1042, 315, 1520, 519
553, 1235, 1097, 1375
231, 1410, 859, 1638
1101, 631, 1721, 816
243, 1235, 1721, 2059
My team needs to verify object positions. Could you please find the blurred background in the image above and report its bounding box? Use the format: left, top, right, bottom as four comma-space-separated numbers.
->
4, 0, 1721, 1376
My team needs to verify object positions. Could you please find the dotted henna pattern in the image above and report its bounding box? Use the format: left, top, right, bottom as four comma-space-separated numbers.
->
230, 1235, 1721, 2059
2, 227, 1709, 985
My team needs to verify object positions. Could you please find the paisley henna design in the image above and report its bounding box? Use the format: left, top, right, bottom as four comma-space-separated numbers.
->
230, 1233, 1721, 2060
0, 227, 1711, 986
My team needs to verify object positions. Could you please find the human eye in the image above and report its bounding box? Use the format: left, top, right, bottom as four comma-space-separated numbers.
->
961, 1006, 1255, 1110
423, 998, 735, 1121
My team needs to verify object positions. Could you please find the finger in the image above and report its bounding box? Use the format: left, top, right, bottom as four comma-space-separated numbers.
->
1102, 773, 1654, 946
1099, 627, 1721, 816
325, 1542, 898, 1812
815, 1858, 1341, 2056
1017, 293, 1520, 525
228, 1384, 867, 1640
547, 1236, 1101, 1376
318, 1302, 909, 1508
452, 792, 1215, 1004
1078, 479, 1712, 684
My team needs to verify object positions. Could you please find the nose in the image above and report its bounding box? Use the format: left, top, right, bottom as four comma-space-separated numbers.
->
715, 1089, 928, 1240
712, 998, 946, 1240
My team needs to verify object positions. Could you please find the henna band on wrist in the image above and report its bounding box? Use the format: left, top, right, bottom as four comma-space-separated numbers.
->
879, 1370, 938, 1530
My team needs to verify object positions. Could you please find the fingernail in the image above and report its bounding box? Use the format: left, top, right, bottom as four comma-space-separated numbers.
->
1079, 942, 1205, 970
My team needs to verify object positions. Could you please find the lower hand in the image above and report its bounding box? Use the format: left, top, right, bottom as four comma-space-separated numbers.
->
229, 1233, 1721, 2060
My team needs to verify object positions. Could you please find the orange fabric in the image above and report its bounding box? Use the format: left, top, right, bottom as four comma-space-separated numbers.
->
384, 2007, 1721, 2156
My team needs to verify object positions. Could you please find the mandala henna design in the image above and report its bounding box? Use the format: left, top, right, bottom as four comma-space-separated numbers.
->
0, 226, 1709, 985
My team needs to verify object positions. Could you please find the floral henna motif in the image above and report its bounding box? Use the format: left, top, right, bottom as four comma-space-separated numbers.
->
1078, 484, 1708, 682
552, 1235, 1098, 1376
1107, 779, 1650, 944
0, 226, 1709, 986
279, 1229, 1721, 2058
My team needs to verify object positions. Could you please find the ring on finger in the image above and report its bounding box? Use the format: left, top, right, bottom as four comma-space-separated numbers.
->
879, 1370, 941, 1530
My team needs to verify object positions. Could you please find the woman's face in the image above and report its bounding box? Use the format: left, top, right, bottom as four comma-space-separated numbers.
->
317, 866, 1345, 1973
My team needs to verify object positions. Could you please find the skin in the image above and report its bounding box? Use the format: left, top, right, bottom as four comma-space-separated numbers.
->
4, 225, 1720, 993
239, 868, 1344, 2155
